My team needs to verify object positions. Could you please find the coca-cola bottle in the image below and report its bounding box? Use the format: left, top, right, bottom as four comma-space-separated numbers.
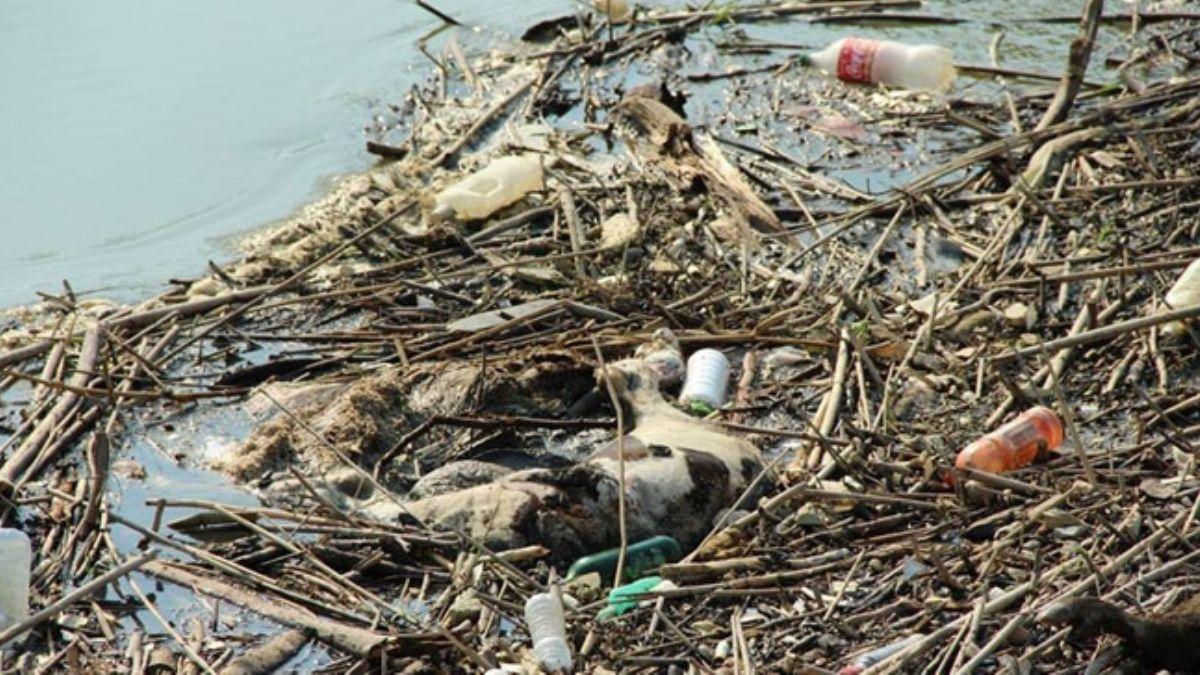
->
802, 37, 955, 92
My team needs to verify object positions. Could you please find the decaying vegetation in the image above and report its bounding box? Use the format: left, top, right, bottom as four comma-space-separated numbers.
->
3, 1, 1200, 672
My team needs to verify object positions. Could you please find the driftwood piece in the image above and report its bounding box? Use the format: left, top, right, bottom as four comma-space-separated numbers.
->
79, 432, 109, 541
0, 325, 104, 494
612, 93, 789, 243
218, 629, 311, 675
142, 560, 388, 659
0, 339, 54, 369
1018, 127, 1107, 191
106, 286, 270, 330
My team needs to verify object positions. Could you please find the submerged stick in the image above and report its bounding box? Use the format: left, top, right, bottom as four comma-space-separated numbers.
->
1036, 0, 1105, 130
432, 78, 535, 166
414, 0, 462, 26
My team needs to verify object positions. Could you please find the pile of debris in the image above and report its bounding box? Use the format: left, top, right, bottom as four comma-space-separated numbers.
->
4, 0, 1200, 672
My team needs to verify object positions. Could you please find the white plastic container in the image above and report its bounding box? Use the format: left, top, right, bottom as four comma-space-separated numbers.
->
1163, 259, 1200, 335
0, 529, 31, 628
680, 349, 731, 412
595, 0, 631, 22
433, 156, 544, 222
524, 592, 572, 672
803, 37, 955, 92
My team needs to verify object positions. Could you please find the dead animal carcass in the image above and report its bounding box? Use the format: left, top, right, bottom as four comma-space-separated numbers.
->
369, 358, 763, 563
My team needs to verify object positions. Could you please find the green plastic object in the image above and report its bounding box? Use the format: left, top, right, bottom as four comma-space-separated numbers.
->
605, 576, 663, 617
565, 535, 682, 585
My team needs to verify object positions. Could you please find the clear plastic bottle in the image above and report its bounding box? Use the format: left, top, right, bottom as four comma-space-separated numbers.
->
838, 634, 925, 675
524, 592, 572, 672
955, 406, 1063, 475
680, 349, 731, 414
433, 156, 544, 222
1162, 258, 1200, 335
802, 37, 956, 92
0, 528, 31, 628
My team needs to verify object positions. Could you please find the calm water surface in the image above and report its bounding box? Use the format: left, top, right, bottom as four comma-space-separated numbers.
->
0, 0, 558, 306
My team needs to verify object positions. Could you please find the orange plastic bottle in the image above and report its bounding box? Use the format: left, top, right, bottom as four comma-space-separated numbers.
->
955, 406, 1063, 474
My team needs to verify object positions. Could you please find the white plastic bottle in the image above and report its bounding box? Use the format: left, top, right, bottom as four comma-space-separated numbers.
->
433, 156, 544, 222
802, 37, 955, 92
680, 349, 731, 413
1163, 258, 1200, 335
0, 529, 31, 628
524, 592, 572, 672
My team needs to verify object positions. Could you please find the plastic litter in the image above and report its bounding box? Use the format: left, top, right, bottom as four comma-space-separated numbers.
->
1162, 258, 1200, 335
0, 528, 31, 629
524, 591, 572, 673
802, 37, 956, 92
600, 576, 676, 618
838, 633, 926, 675
433, 155, 544, 222
680, 348, 730, 414
565, 535, 682, 585
955, 406, 1063, 475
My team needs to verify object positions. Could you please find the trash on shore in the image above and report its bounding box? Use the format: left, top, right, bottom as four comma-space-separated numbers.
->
1162, 257, 1200, 335
595, 0, 631, 23
566, 534, 682, 585
955, 406, 1064, 475
524, 590, 573, 673
600, 575, 675, 619
680, 347, 732, 415
801, 37, 956, 91
431, 154, 544, 222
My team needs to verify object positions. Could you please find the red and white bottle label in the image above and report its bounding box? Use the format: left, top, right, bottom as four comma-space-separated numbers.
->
836, 38, 880, 84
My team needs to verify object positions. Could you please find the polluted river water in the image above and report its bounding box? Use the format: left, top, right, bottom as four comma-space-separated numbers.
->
0, 0, 1144, 670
